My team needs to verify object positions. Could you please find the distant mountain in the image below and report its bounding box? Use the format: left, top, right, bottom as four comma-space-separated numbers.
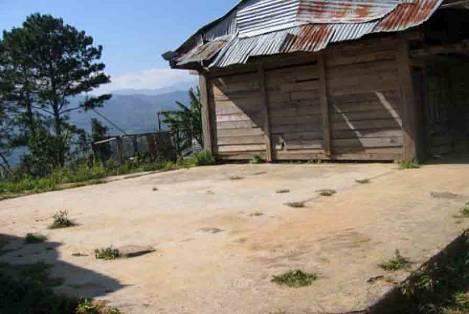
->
110, 80, 197, 96
70, 90, 191, 135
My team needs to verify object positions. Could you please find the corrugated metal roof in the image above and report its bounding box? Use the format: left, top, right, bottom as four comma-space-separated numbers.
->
168, 0, 444, 69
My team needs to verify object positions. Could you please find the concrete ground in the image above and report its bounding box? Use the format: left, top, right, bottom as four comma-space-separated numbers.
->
0, 162, 468, 313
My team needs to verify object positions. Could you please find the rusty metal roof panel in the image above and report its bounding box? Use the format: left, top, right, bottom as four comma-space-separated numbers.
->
375, 0, 443, 32
176, 39, 229, 66
169, 0, 445, 69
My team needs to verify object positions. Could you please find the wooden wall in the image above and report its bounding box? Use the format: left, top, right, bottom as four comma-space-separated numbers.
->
204, 37, 411, 162
325, 38, 404, 161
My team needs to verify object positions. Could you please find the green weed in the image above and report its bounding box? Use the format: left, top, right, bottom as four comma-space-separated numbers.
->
285, 201, 306, 208
379, 250, 412, 271
399, 160, 420, 169
49, 210, 76, 229
25, 233, 47, 244
249, 155, 264, 164
94, 247, 120, 260
272, 270, 318, 288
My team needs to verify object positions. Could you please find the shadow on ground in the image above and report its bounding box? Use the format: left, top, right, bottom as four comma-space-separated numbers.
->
0, 233, 124, 313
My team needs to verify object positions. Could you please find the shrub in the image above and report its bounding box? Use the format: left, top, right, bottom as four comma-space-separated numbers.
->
49, 210, 75, 229
94, 247, 120, 260
25, 233, 47, 244
189, 151, 216, 166
272, 270, 318, 288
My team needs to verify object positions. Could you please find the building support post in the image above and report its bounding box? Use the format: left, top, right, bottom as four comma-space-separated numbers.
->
318, 53, 332, 158
258, 64, 273, 162
199, 73, 214, 154
397, 39, 419, 162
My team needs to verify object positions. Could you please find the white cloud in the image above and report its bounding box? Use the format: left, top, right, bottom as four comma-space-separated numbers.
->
95, 68, 196, 94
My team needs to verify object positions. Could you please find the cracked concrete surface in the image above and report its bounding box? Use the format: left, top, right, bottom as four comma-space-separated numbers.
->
0, 162, 468, 313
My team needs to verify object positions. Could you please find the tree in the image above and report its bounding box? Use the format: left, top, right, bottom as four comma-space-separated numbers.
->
0, 13, 111, 171
91, 118, 112, 162
162, 88, 202, 156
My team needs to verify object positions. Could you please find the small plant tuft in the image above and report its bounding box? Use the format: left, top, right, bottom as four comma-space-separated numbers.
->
317, 189, 337, 197
25, 233, 47, 244
285, 201, 306, 208
189, 151, 216, 166
355, 178, 370, 184
249, 155, 264, 164
49, 210, 75, 229
379, 250, 412, 271
76, 298, 121, 314
94, 247, 120, 260
399, 160, 420, 170
276, 189, 290, 194
229, 176, 243, 181
272, 270, 318, 288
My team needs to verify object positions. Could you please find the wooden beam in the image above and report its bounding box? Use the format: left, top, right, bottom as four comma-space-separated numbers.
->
410, 40, 469, 58
397, 39, 418, 162
199, 74, 214, 153
258, 64, 273, 162
318, 53, 332, 157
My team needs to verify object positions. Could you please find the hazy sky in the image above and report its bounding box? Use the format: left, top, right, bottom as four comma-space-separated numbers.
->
0, 0, 239, 92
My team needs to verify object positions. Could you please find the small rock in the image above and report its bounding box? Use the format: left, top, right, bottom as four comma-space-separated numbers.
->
117, 245, 155, 258
276, 189, 290, 194
152, 187, 159, 192
249, 212, 264, 217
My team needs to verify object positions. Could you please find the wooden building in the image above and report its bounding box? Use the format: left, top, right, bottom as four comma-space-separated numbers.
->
164, 0, 469, 162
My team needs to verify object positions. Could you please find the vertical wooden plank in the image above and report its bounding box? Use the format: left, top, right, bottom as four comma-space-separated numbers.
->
199, 74, 214, 153
258, 64, 273, 162
397, 39, 418, 162
318, 53, 332, 158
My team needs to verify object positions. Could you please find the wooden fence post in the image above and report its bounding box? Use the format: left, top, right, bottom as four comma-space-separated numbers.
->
199, 74, 214, 154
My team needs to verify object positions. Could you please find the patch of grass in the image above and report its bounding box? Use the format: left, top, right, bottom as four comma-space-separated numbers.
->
271, 270, 318, 288
285, 201, 306, 208
249, 212, 264, 217
0, 261, 120, 313
229, 176, 243, 181
317, 189, 337, 197
392, 233, 469, 314
49, 210, 76, 229
25, 233, 47, 244
94, 247, 120, 260
76, 299, 121, 314
249, 155, 264, 164
379, 250, 412, 271
276, 189, 290, 194
355, 178, 370, 184
399, 160, 420, 169
186, 151, 216, 166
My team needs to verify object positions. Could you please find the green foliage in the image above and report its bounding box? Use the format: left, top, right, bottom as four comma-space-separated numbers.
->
249, 155, 264, 164
187, 151, 215, 166
25, 233, 47, 244
0, 13, 111, 174
94, 247, 120, 260
399, 160, 420, 169
0, 261, 119, 314
271, 270, 318, 288
162, 88, 203, 157
396, 234, 469, 313
76, 299, 121, 314
379, 250, 412, 271
91, 119, 112, 162
49, 210, 75, 229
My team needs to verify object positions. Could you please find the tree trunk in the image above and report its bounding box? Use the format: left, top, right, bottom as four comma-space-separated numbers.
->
52, 105, 65, 167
